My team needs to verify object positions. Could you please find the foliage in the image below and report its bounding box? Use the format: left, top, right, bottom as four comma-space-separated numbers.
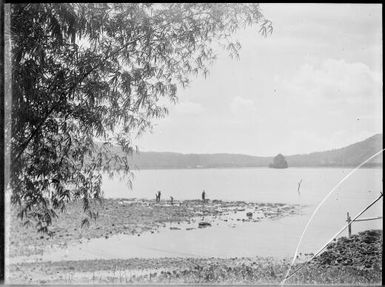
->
269, 153, 288, 168
9, 3, 271, 231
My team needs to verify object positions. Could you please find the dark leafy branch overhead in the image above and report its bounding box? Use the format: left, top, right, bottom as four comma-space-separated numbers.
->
10, 3, 270, 231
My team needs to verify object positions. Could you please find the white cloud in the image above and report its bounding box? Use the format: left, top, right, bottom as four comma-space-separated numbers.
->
281, 58, 382, 108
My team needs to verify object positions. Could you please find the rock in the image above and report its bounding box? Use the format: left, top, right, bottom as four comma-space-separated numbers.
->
198, 222, 212, 228
313, 229, 382, 270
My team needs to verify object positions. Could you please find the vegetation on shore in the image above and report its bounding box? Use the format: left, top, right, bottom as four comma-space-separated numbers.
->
269, 153, 288, 169
312, 229, 382, 270
8, 230, 382, 284
7, 195, 381, 285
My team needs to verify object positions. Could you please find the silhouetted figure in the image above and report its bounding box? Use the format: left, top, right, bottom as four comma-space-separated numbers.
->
202, 190, 206, 203
170, 196, 174, 205
156, 191, 161, 202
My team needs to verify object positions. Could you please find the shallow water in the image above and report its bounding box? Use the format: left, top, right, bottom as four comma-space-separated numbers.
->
103, 168, 383, 229
103, 167, 382, 204
9, 167, 383, 263
9, 204, 381, 265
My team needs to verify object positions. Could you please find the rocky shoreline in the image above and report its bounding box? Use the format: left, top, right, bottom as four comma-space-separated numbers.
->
312, 229, 382, 270
6, 199, 381, 284
8, 198, 302, 258
8, 230, 382, 284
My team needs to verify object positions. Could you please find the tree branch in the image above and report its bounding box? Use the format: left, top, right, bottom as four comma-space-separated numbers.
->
14, 37, 143, 162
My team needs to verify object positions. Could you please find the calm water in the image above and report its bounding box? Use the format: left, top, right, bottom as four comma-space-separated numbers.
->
10, 167, 383, 263
103, 167, 382, 205
102, 167, 383, 257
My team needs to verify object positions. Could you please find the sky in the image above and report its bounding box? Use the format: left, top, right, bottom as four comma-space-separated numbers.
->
134, 4, 382, 156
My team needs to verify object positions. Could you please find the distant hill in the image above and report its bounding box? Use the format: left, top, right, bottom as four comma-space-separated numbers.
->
286, 133, 383, 168
113, 134, 383, 169
126, 152, 272, 169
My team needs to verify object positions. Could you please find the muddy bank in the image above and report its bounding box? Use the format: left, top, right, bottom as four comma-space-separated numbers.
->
7, 229, 382, 284
7, 257, 287, 284
9, 198, 302, 258
8, 242, 382, 285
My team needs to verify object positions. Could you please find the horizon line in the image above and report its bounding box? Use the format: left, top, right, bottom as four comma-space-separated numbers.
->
135, 133, 383, 158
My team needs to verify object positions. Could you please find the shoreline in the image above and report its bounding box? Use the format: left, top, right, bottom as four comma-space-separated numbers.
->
6, 198, 382, 284
121, 166, 383, 171
8, 228, 382, 284
9, 198, 303, 258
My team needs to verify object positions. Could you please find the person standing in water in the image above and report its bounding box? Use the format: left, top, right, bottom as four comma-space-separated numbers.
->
202, 190, 206, 203
156, 191, 161, 202
170, 196, 174, 205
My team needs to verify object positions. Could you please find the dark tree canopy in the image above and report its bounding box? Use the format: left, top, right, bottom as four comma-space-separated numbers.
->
269, 154, 288, 169
8, 3, 272, 231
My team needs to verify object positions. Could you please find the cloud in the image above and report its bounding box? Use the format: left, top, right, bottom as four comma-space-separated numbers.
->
135, 4, 382, 155
281, 58, 382, 108
269, 58, 383, 153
